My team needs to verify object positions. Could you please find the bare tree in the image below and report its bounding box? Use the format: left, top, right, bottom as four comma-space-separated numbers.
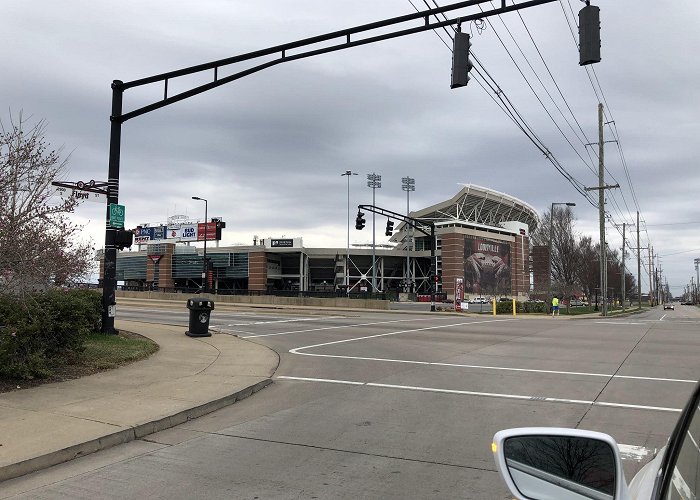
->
0, 112, 94, 297
530, 206, 579, 298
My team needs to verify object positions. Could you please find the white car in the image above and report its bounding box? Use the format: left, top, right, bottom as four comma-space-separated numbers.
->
470, 297, 489, 304
492, 379, 700, 499
663, 303, 675, 310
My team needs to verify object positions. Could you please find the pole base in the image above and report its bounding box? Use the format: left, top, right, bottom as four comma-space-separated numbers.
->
186, 331, 212, 338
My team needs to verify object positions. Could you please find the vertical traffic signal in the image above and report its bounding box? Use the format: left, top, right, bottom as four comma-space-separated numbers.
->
355, 211, 366, 230
385, 219, 394, 236
578, 4, 601, 65
115, 229, 134, 250
451, 31, 473, 89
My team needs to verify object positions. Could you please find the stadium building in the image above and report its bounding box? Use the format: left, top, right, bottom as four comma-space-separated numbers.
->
103, 184, 539, 301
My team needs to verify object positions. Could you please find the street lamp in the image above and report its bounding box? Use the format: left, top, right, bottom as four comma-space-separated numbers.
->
548, 202, 575, 308
367, 173, 382, 292
192, 196, 208, 293
402, 176, 415, 293
341, 171, 358, 295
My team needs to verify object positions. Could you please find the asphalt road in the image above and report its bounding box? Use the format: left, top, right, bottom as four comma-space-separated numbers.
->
5, 304, 700, 499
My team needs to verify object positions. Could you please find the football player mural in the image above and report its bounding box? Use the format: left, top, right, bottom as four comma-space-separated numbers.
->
463, 236, 511, 295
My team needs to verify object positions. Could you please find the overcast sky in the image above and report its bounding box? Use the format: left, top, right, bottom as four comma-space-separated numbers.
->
4, 1, 700, 295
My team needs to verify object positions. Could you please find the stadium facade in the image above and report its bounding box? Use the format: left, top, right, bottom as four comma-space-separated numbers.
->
102, 184, 539, 301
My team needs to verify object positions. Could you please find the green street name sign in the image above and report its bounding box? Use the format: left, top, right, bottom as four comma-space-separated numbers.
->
109, 203, 125, 228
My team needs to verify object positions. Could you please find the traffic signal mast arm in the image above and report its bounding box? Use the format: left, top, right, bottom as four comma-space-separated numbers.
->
357, 204, 433, 236
357, 204, 438, 312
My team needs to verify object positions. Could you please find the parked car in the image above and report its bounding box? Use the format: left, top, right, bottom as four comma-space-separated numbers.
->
663, 303, 675, 310
492, 379, 700, 499
569, 299, 585, 307
470, 297, 489, 304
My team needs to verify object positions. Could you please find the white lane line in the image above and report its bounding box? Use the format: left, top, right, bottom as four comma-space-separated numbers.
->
660, 314, 667, 321
242, 317, 439, 339
227, 316, 344, 327
275, 376, 682, 413
287, 352, 695, 384
595, 321, 645, 325
289, 318, 515, 354
618, 444, 654, 462
288, 321, 695, 384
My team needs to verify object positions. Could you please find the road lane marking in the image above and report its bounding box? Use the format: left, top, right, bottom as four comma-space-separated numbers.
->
226, 316, 344, 327
594, 321, 645, 325
660, 314, 667, 321
289, 318, 515, 353
242, 317, 444, 339
618, 444, 654, 462
288, 321, 695, 384
275, 376, 682, 413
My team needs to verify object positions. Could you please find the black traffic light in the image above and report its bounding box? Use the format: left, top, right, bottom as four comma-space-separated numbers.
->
385, 219, 394, 236
450, 31, 473, 89
115, 229, 134, 250
355, 211, 366, 230
578, 5, 601, 65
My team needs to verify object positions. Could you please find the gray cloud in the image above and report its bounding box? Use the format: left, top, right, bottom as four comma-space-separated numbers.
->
4, 0, 700, 293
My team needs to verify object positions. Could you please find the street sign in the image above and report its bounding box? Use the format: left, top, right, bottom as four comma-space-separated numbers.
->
54, 186, 107, 203
109, 203, 125, 228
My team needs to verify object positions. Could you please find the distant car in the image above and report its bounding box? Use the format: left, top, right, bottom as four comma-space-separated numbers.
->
663, 303, 675, 310
498, 297, 512, 303
470, 297, 489, 304
569, 299, 584, 307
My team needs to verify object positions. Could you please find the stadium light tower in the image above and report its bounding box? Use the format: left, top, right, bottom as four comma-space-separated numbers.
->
402, 177, 415, 292
367, 173, 382, 292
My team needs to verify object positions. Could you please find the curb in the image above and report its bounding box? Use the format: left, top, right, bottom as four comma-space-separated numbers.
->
0, 379, 272, 483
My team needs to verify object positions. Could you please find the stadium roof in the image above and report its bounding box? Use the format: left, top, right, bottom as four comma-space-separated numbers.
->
407, 184, 539, 233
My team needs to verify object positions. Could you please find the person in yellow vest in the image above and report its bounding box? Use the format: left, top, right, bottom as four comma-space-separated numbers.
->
552, 296, 560, 316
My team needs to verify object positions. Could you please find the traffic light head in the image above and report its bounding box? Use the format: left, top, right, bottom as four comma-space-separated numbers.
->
115, 229, 134, 250
385, 219, 394, 236
578, 5, 601, 65
451, 31, 473, 89
355, 211, 366, 230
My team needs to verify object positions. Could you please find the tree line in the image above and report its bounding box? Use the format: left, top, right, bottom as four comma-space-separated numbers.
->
530, 206, 636, 303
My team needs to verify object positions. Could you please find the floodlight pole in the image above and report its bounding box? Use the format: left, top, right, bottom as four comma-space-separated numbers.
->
402, 177, 415, 293
192, 196, 208, 293
342, 170, 358, 295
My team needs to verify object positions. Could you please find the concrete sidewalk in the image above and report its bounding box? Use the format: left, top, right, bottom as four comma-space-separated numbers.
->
0, 320, 278, 482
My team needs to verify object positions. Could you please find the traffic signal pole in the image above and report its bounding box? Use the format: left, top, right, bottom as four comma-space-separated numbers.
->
357, 204, 436, 312
101, 81, 124, 335
99, 0, 588, 331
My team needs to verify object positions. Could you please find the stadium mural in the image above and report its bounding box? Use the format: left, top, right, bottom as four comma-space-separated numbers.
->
463, 236, 511, 295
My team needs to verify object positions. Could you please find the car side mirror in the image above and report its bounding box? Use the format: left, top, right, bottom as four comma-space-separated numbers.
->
492, 428, 629, 500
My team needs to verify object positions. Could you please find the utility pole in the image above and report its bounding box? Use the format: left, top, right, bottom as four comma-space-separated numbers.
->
621, 222, 626, 311
637, 212, 641, 309
584, 104, 619, 316
695, 258, 700, 304
648, 247, 654, 306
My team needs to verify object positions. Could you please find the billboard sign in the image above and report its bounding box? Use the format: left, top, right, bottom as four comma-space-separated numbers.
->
197, 222, 218, 241
463, 236, 511, 295
270, 239, 294, 248
169, 224, 198, 241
